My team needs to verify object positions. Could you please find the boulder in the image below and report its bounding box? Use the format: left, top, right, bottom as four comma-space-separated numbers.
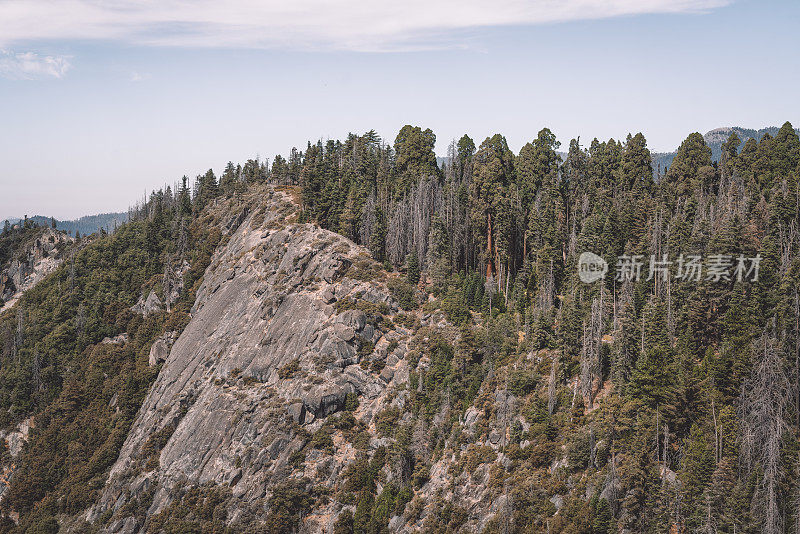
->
334, 323, 356, 342
336, 309, 367, 331
379, 366, 394, 382
287, 403, 306, 425
148, 331, 177, 367
101, 333, 129, 345
148, 338, 169, 367
321, 287, 336, 304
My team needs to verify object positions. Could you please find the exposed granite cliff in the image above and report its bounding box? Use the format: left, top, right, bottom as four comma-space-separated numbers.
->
87, 189, 417, 532
78, 187, 542, 534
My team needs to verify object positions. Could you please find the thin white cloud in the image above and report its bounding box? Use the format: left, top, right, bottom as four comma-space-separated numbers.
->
0, 49, 72, 79
0, 0, 731, 52
130, 71, 151, 82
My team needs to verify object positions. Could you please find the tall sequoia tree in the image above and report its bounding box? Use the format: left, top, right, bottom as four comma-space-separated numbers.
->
394, 125, 439, 198
517, 128, 561, 261
469, 134, 514, 283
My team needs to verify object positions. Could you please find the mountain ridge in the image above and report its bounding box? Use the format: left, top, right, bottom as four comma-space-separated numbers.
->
2, 212, 128, 236
650, 124, 799, 174
0, 121, 797, 533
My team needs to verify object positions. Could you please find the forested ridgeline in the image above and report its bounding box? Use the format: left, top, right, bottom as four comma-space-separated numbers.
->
177, 122, 798, 532
271, 123, 799, 533
0, 120, 798, 533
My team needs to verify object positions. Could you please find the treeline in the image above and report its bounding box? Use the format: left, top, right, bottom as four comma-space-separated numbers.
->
1, 119, 798, 532
263, 122, 798, 532
94, 121, 799, 532
1, 213, 128, 239
117, 119, 799, 532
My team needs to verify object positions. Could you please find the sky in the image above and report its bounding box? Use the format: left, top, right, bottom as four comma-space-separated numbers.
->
0, 0, 798, 220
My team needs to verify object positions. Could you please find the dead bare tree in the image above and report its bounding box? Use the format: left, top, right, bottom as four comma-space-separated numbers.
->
739, 328, 791, 534
386, 176, 442, 269
358, 192, 377, 247
794, 455, 800, 534
536, 258, 555, 313
547, 356, 558, 415
580, 294, 604, 408
612, 278, 636, 388
14, 306, 24, 364
163, 254, 172, 313
31, 350, 41, 395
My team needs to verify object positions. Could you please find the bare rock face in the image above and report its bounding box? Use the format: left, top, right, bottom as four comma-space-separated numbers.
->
130, 290, 163, 316
88, 190, 412, 532
0, 418, 33, 502
101, 333, 129, 345
0, 228, 75, 313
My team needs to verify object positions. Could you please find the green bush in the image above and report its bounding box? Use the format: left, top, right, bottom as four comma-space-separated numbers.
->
388, 277, 417, 311
289, 449, 305, 469
310, 427, 334, 452
26, 515, 59, 534
441, 286, 470, 324
374, 407, 401, 436
264, 479, 317, 534
344, 391, 360, 411
567, 432, 591, 470
508, 369, 538, 397
277, 358, 301, 379
334, 510, 354, 534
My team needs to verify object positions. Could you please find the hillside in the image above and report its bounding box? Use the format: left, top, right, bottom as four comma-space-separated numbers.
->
0, 122, 797, 533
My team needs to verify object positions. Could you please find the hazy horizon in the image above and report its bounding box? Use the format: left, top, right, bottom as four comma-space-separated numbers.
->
1, 0, 798, 219
0, 121, 793, 223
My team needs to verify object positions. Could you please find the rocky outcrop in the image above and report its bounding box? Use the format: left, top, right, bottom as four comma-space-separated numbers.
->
80, 187, 551, 534
130, 290, 162, 316
0, 418, 33, 502
101, 333, 129, 345
147, 331, 177, 367
0, 228, 75, 313
88, 189, 413, 532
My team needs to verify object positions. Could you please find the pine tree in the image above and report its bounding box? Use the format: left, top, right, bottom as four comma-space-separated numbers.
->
352, 485, 374, 534
593, 497, 614, 534
663, 132, 712, 203
219, 161, 238, 196
369, 206, 388, 263
406, 250, 420, 284
426, 214, 450, 294
178, 175, 192, 216
456, 134, 475, 181
619, 132, 653, 192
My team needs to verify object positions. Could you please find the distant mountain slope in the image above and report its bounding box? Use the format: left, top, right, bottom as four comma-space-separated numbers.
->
652, 125, 799, 176
2, 212, 127, 236
55, 212, 128, 235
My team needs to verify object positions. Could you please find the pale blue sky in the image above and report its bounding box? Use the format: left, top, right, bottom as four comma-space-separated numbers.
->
0, 0, 797, 219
